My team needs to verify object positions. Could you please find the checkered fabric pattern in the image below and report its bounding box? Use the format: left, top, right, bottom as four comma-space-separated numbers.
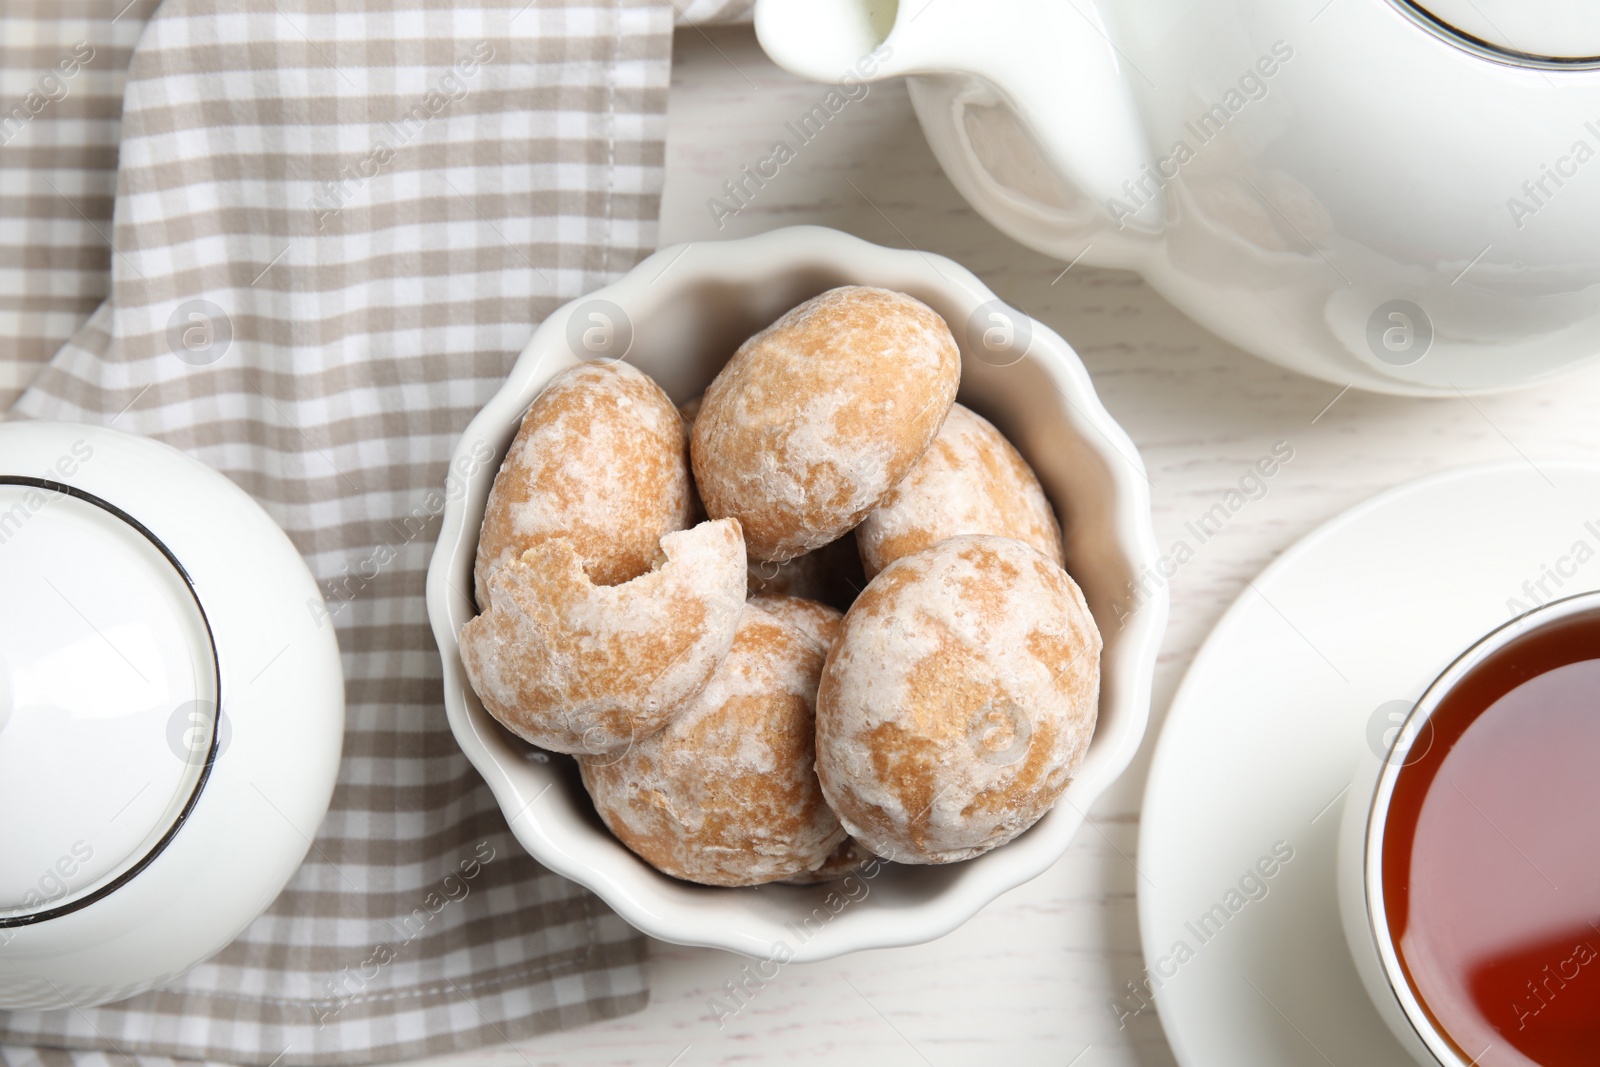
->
0, 0, 159, 409
0, 0, 771, 1062
0, 3, 753, 412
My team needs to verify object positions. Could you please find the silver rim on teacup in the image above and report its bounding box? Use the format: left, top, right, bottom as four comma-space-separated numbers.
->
1358, 588, 1600, 1066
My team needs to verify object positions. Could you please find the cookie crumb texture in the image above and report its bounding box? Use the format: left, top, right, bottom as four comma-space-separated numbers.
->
817, 535, 1101, 864
857, 403, 1065, 579
476, 361, 692, 605
460, 519, 746, 755
692, 286, 960, 563
749, 593, 844, 654
581, 603, 846, 886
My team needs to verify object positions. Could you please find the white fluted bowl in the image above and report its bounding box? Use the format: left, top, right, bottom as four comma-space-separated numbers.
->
426, 226, 1165, 962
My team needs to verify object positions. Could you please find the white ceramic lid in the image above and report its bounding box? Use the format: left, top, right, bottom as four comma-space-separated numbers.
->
1405, 0, 1600, 61
0, 481, 218, 920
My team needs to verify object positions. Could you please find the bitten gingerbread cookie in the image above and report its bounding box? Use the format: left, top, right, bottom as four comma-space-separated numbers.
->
856, 403, 1065, 579
460, 518, 745, 755
580, 602, 846, 886
691, 286, 960, 561
815, 535, 1101, 864
476, 362, 691, 606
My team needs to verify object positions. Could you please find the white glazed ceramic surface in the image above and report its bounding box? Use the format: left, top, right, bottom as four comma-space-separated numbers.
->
756, 0, 1600, 395
0, 486, 216, 915
0, 422, 345, 1010
1340, 730, 1448, 1066
426, 225, 1166, 962
1139, 460, 1600, 1066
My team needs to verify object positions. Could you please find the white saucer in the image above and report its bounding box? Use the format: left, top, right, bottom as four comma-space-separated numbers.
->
1138, 460, 1600, 1066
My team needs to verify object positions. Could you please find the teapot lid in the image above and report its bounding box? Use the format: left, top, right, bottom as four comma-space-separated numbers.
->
0, 479, 219, 923
1402, 1, 1600, 65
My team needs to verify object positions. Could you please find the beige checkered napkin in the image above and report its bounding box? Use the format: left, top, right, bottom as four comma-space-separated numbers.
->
0, 0, 681, 1063
0, 0, 159, 409
0, 1, 752, 411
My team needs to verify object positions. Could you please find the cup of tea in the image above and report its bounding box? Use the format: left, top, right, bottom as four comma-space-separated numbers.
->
1337, 591, 1600, 1067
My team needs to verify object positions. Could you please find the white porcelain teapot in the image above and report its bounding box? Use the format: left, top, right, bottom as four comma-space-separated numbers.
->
757, 0, 1600, 395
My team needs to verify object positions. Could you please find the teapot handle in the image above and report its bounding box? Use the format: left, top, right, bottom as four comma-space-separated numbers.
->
756, 0, 1162, 234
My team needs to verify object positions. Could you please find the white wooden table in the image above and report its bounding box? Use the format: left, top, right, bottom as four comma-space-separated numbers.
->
409, 25, 1600, 1067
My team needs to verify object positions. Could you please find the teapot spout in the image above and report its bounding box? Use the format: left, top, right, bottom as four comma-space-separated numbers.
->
755, 0, 1163, 234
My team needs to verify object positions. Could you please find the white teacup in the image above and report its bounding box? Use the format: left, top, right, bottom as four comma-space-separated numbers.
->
1337, 590, 1600, 1066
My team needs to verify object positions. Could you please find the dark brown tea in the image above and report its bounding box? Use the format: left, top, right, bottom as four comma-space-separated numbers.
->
1382, 609, 1600, 1066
